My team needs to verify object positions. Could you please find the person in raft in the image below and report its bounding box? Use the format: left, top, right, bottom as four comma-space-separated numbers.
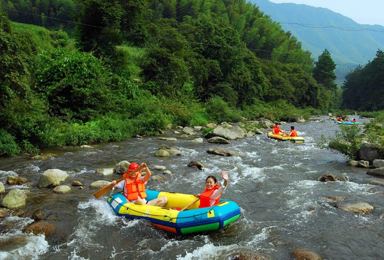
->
352, 118, 356, 123
273, 123, 283, 135
337, 116, 343, 122
196, 170, 229, 208
111, 162, 168, 207
289, 126, 298, 137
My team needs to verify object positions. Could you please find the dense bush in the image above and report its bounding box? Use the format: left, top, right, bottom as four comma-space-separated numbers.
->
0, 130, 21, 156
318, 124, 362, 159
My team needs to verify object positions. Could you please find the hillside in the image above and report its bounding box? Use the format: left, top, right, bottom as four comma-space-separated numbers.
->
252, 0, 384, 84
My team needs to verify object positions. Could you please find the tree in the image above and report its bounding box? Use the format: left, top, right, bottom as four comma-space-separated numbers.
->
313, 49, 337, 90
75, 0, 150, 60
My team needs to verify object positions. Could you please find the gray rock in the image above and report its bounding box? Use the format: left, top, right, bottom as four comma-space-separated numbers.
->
154, 165, 167, 171
358, 160, 370, 168
357, 144, 383, 163
38, 169, 69, 188
191, 138, 204, 143
2, 189, 27, 209
207, 148, 239, 156
182, 126, 195, 135
367, 167, 384, 178
373, 159, 384, 168
53, 185, 72, 194
0, 182, 4, 194
207, 136, 230, 144
95, 168, 114, 176
155, 149, 170, 157
159, 137, 177, 141
292, 248, 322, 260
114, 160, 130, 175
90, 180, 111, 189
212, 125, 245, 140
336, 201, 374, 214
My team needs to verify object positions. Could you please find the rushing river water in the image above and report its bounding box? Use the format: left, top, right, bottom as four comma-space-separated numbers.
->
1, 116, 383, 260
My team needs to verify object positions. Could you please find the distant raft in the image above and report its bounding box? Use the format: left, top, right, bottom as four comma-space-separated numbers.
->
334, 120, 359, 125
267, 132, 305, 143
107, 190, 241, 235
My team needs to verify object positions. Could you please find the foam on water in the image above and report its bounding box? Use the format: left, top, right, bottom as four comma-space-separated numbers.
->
176, 241, 239, 260
0, 234, 49, 260
78, 198, 119, 225
0, 217, 49, 260
25, 163, 40, 172
245, 226, 273, 248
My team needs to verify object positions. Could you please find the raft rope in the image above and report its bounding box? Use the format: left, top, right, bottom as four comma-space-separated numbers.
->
116, 201, 218, 221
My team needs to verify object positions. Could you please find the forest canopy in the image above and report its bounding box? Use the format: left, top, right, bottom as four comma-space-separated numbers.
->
1, 0, 343, 156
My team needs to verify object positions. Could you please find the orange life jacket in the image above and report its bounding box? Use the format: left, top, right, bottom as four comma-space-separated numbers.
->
273, 125, 281, 134
123, 172, 147, 201
290, 129, 298, 137
199, 184, 221, 208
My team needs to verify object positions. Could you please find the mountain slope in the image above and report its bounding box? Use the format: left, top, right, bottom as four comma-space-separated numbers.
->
252, 0, 384, 84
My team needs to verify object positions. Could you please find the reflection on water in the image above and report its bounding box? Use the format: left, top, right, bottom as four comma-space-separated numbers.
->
1, 116, 383, 260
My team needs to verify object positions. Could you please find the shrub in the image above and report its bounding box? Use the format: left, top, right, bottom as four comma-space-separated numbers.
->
318, 124, 362, 159
205, 96, 242, 123
0, 130, 21, 156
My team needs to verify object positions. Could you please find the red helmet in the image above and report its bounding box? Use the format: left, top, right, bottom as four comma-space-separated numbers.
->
128, 163, 139, 172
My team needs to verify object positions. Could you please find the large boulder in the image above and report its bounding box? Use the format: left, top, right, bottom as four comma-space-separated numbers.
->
207, 148, 239, 156
373, 159, 384, 168
212, 125, 245, 140
38, 169, 69, 188
207, 137, 230, 144
24, 221, 56, 236
357, 144, 384, 164
336, 201, 374, 214
366, 167, 384, 178
2, 189, 28, 209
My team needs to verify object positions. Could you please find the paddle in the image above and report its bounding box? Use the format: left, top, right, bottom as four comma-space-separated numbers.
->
93, 164, 146, 199
180, 197, 200, 211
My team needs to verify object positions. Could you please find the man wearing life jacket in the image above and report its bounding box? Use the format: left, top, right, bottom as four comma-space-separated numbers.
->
112, 163, 168, 207
352, 118, 356, 123
273, 123, 283, 135
289, 126, 298, 137
197, 170, 229, 208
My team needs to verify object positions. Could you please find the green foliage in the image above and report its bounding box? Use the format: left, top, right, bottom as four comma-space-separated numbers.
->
34, 48, 119, 121
362, 111, 384, 149
205, 96, 242, 123
318, 125, 362, 159
0, 0, 347, 157
342, 50, 384, 111
0, 129, 21, 156
202, 127, 215, 137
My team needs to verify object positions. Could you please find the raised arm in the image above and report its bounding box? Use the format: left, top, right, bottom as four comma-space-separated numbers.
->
222, 170, 228, 188
143, 163, 152, 182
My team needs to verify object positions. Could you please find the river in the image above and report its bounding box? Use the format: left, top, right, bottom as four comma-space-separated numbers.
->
0, 116, 383, 260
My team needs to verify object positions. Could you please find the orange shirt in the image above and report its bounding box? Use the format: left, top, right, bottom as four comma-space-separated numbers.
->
290, 129, 298, 137
273, 125, 281, 135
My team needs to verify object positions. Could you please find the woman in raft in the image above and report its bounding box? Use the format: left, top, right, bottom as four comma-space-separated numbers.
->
196, 170, 229, 208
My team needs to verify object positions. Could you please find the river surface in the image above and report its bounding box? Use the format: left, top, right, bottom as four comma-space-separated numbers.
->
0, 116, 383, 260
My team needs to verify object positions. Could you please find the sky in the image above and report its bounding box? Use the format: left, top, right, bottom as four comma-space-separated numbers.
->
268, 0, 384, 27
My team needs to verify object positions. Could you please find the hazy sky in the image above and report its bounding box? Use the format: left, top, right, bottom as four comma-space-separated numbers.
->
268, 0, 384, 27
